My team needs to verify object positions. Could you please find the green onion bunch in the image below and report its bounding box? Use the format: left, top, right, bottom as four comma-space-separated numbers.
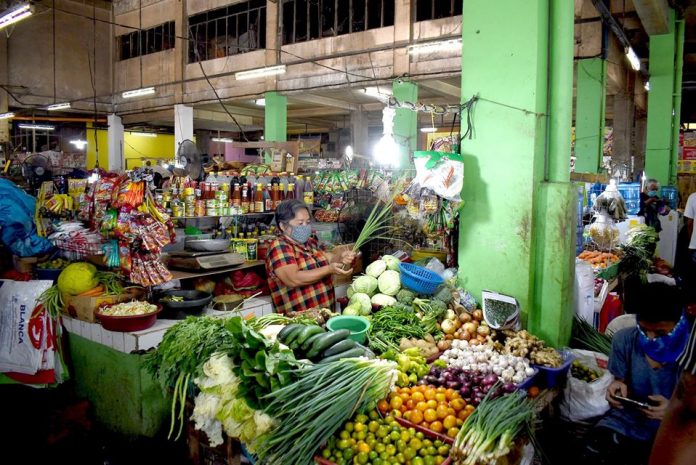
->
254, 358, 398, 465
571, 315, 612, 356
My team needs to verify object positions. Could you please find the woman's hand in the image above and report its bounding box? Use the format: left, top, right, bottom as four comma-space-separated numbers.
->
644, 395, 670, 420
606, 380, 628, 408
330, 262, 353, 276
339, 250, 356, 267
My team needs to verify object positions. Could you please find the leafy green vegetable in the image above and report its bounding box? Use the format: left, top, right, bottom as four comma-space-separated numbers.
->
368, 304, 427, 353
396, 288, 415, 305
571, 315, 612, 356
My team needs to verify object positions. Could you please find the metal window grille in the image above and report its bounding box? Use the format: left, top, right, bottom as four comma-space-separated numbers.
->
117, 21, 175, 61
415, 0, 462, 22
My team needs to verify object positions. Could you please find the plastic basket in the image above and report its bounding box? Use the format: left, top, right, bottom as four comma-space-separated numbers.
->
533, 350, 574, 388
399, 262, 444, 295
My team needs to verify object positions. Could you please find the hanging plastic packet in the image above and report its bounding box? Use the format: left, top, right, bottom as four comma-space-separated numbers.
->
592, 179, 627, 221
411, 150, 464, 203
588, 211, 620, 251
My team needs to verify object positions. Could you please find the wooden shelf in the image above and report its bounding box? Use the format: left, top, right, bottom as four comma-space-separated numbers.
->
168, 260, 265, 280
172, 213, 275, 220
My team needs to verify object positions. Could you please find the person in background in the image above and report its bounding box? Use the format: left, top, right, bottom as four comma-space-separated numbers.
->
266, 199, 354, 314
648, 294, 696, 465
581, 282, 688, 465
145, 161, 171, 189
639, 179, 670, 233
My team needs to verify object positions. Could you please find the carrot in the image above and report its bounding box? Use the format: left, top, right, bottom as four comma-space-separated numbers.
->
78, 285, 104, 297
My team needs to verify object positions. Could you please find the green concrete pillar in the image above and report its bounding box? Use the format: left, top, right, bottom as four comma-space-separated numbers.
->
670, 20, 685, 186
645, 13, 676, 186
574, 58, 607, 174
264, 91, 287, 142
392, 80, 418, 169
459, 0, 575, 346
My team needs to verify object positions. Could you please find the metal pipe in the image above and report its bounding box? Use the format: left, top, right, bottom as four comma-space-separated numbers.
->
11, 116, 107, 123
670, 19, 685, 185
547, 0, 575, 183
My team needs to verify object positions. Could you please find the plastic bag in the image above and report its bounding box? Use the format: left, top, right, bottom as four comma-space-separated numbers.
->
560, 349, 613, 422
574, 259, 595, 323
0, 179, 54, 257
592, 180, 627, 221
588, 211, 620, 251
412, 151, 464, 202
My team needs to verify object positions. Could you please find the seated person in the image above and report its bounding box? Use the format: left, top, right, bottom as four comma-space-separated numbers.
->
639, 179, 670, 233
582, 282, 689, 465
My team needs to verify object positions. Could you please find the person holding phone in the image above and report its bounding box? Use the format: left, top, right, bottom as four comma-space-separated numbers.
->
582, 282, 688, 465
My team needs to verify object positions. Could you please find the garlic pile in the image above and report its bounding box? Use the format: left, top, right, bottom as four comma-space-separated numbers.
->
439, 340, 536, 385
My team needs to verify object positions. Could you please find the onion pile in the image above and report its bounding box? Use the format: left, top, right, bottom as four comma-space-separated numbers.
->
421, 366, 516, 406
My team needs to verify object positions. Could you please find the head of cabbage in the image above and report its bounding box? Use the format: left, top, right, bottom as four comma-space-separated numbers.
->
352, 275, 378, 296
348, 292, 372, 315
57, 262, 98, 295
365, 259, 387, 278
382, 255, 401, 271
377, 270, 401, 296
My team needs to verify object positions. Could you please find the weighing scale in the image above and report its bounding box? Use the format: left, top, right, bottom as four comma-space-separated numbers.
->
167, 250, 246, 270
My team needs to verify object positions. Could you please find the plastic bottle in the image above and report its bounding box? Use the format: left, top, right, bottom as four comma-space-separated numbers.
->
241, 184, 249, 214
264, 184, 273, 212
293, 173, 303, 201
231, 183, 241, 208
254, 184, 264, 213
286, 182, 296, 200
303, 176, 314, 206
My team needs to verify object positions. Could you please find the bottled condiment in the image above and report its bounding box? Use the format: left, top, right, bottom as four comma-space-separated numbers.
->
303, 176, 314, 206
271, 183, 280, 210
286, 183, 296, 200
294, 173, 303, 201
279, 184, 286, 203
254, 183, 264, 213
241, 184, 250, 214
231, 183, 241, 208
264, 184, 272, 212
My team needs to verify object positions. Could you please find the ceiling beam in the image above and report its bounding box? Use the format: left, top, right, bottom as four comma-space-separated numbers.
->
417, 79, 461, 99
632, 0, 671, 35
287, 94, 359, 111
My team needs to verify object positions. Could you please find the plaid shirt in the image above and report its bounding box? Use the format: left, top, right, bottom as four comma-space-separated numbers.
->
265, 236, 335, 314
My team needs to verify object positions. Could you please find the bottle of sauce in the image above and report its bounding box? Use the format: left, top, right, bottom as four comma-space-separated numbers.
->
271, 183, 279, 210
286, 182, 296, 200
279, 183, 286, 205
293, 173, 303, 201
254, 183, 264, 213
303, 176, 314, 206
264, 184, 273, 212
241, 184, 250, 214
231, 183, 241, 208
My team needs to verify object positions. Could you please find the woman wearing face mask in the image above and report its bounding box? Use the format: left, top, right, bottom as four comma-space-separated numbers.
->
639, 179, 670, 233
581, 282, 689, 465
265, 199, 355, 314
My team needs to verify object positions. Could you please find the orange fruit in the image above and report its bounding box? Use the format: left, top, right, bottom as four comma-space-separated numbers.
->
390, 396, 403, 410
430, 421, 444, 433
416, 401, 428, 412
424, 409, 438, 423
447, 427, 459, 438
411, 391, 425, 403
443, 415, 458, 430
409, 410, 424, 425
528, 386, 540, 398
424, 389, 437, 401
378, 400, 390, 413
450, 399, 466, 411
403, 411, 412, 421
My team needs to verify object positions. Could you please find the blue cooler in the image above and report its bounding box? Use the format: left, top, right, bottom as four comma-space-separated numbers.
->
587, 183, 606, 210
618, 182, 640, 215
661, 186, 678, 210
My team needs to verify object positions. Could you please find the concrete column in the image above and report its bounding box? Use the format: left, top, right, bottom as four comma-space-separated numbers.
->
265, 0, 279, 66
0, 35, 8, 143
613, 90, 636, 180
634, 116, 647, 175
351, 108, 369, 158
645, 12, 676, 186
670, 19, 685, 186
574, 58, 607, 174
174, 104, 194, 152
174, 0, 185, 102
393, 0, 412, 76
459, 0, 576, 346
107, 114, 124, 171
264, 91, 287, 142
392, 80, 418, 169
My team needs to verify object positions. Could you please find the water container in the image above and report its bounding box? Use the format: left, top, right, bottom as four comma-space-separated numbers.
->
618, 182, 641, 215
661, 186, 678, 210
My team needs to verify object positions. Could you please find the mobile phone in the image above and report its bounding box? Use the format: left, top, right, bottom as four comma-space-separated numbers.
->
613, 395, 650, 409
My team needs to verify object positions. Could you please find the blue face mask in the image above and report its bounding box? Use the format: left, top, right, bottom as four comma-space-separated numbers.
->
638, 314, 690, 363
648, 190, 659, 198
288, 224, 312, 244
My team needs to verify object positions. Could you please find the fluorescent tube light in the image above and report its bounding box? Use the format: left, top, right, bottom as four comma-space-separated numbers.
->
408, 39, 462, 55
255, 98, 266, 106
130, 132, 157, 138
0, 112, 15, 120
625, 47, 641, 71
70, 139, 87, 149
344, 145, 353, 157
362, 87, 390, 100
644, 81, 651, 92
0, 4, 34, 31
47, 102, 71, 111
235, 65, 286, 80
420, 127, 437, 133
122, 87, 156, 99
212, 137, 233, 143
19, 124, 55, 131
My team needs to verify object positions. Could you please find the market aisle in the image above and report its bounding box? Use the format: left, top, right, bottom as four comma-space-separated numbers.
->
1, 383, 190, 465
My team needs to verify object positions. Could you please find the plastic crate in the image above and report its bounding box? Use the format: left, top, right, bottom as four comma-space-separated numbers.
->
517, 367, 540, 390
533, 350, 574, 388
400, 263, 444, 295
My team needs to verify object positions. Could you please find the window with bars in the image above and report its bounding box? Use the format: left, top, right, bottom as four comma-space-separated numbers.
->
118, 22, 175, 61
280, 0, 395, 45
415, 0, 462, 21
188, 0, 267, 63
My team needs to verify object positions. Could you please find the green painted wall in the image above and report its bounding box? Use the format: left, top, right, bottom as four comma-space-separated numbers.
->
264, 91, 287, 142
458, 0, 575, 346
392, 81, 418, 169
645, 13, 676, 186
69, 334, 170, 438
574, 58, 607, 174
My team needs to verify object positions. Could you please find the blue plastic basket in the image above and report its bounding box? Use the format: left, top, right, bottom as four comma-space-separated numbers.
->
533, 349, 574, 388
399, 263, 444, 295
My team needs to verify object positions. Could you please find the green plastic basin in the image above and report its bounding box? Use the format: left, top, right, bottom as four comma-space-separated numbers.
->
326, 316, 371, 343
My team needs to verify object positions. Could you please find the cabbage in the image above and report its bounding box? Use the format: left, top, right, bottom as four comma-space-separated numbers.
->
365, 259, 387, 278
382, 255, 401, 271
349, 293, 372, 314
346, 285, 355, 299
377, 270, 401, 296
352, 275, 378, 296
371, 293, 397, 307
342, 305, 361, 316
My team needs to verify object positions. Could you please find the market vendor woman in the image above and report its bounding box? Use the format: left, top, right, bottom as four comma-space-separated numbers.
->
266, 199, 354, 313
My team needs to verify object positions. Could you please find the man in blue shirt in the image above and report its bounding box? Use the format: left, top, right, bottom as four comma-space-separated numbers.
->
582, 282, 689, 465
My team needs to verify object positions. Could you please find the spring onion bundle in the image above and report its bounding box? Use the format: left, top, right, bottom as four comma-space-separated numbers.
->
352, 200, 394, 252
254, 358, 397, 465
571, 315, 612, 356
452, 392, 537, 465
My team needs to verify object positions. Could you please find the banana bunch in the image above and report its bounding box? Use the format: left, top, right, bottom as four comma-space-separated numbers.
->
44, 194, 74, 214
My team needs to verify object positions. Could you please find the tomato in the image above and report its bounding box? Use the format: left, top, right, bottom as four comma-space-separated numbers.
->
424, 389, 437, 401
406, 399, 416, 410
423, 409, 438, 423
411, 391, 425, 403
409, 410, 424, 424
436, 405, 449, 420
378, 400, 390, 414
429, 421, 444, 433
390, 396, 404, 410
450, 398, 466, 411
447, 427, 459, 438
415, 401, 428, 412
442, 415, 458, 430
457, 409, 471, 421
434, 393, 447, 403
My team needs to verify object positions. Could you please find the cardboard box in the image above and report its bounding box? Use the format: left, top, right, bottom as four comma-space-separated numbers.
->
270, 149, 284, 172
63, 287, 145, 323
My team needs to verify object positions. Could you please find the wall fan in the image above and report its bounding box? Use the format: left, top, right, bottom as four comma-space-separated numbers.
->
172, 139, 204, 180
21, 154, 54, 191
